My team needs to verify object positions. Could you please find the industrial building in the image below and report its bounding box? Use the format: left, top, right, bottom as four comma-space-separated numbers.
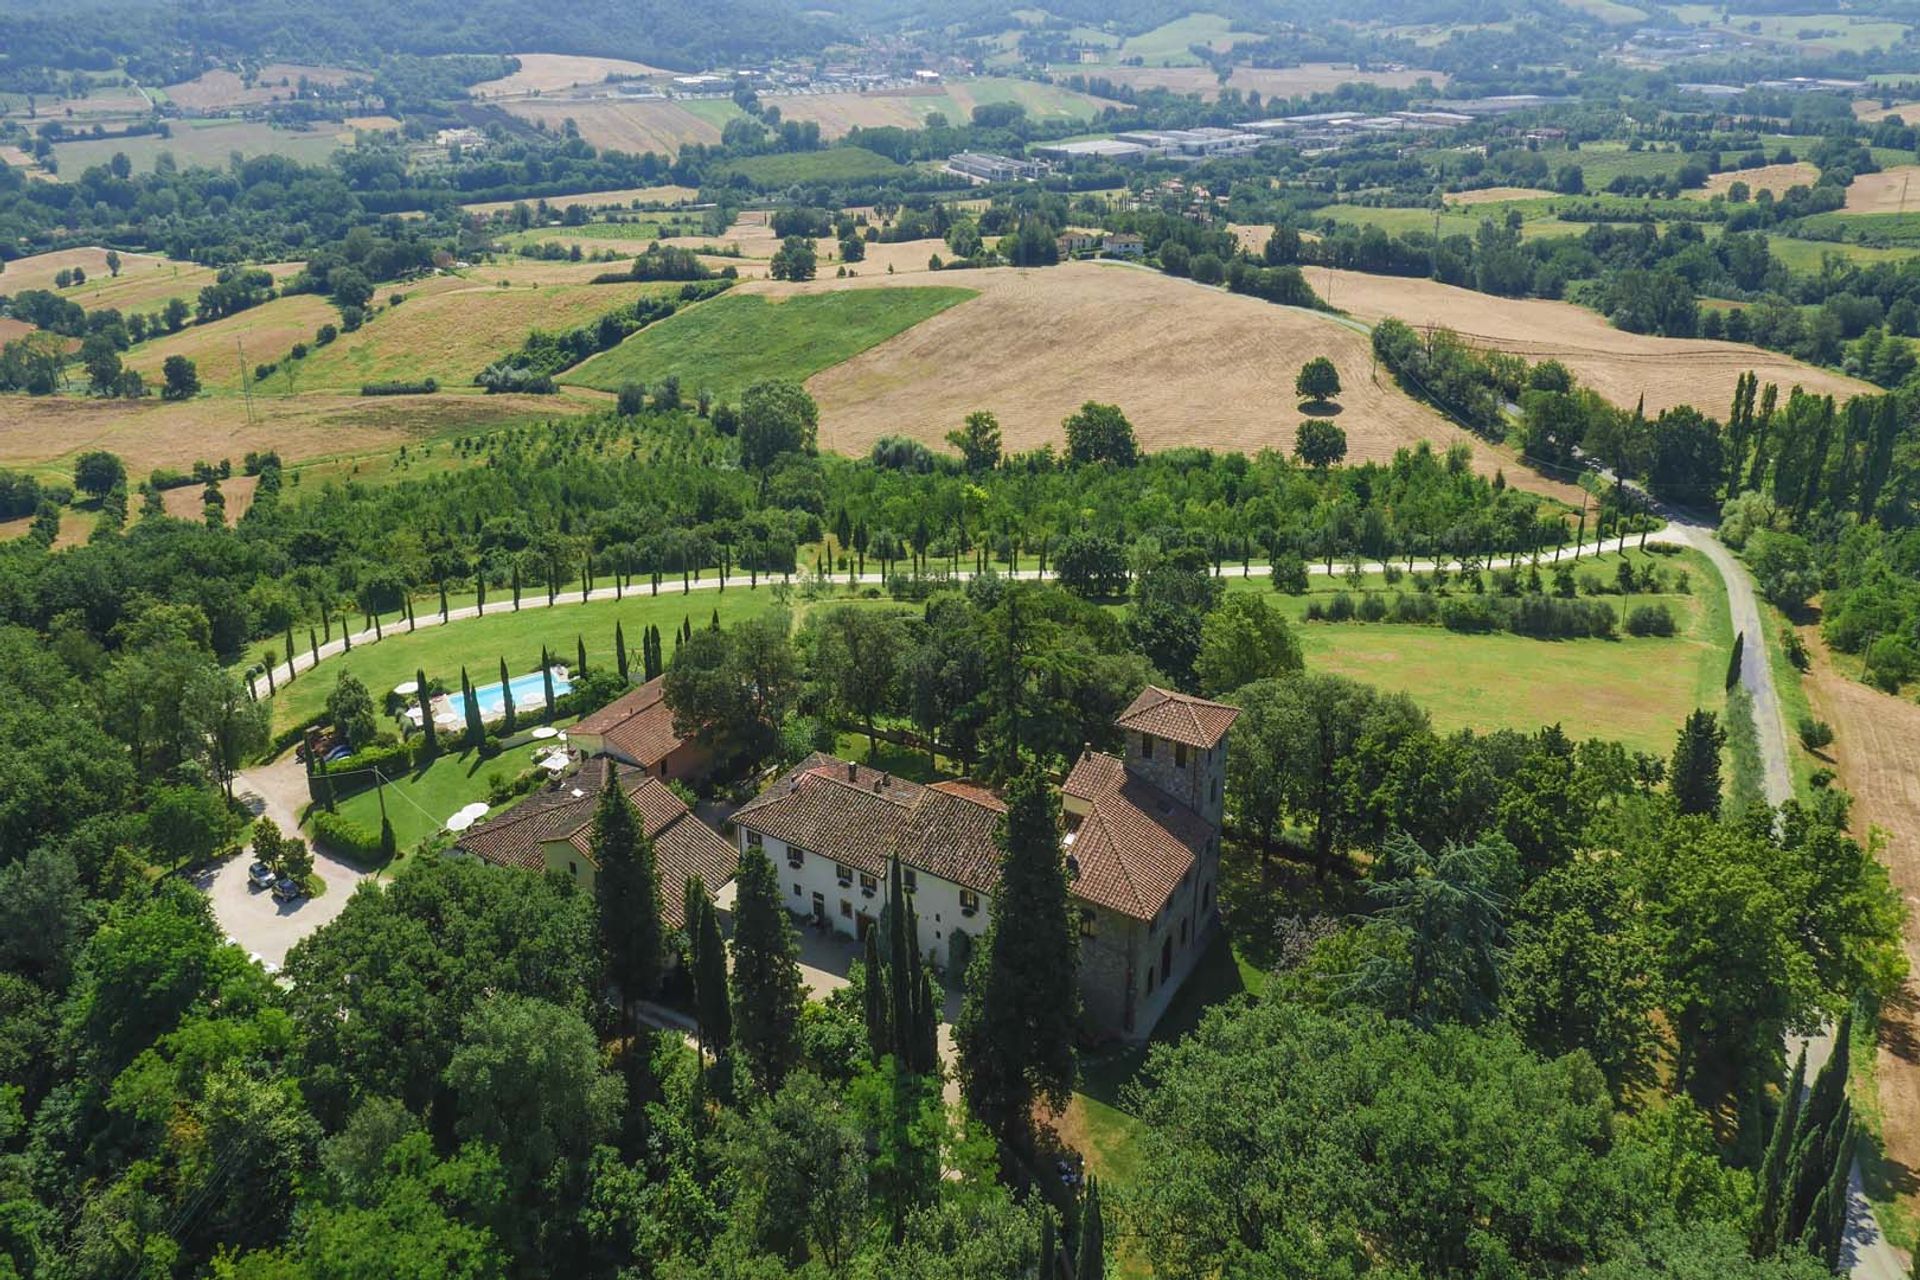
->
945, 151, 1048, 182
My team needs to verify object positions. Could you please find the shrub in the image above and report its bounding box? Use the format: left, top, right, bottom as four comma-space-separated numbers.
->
308, 810, 383, 859
1783, 631, 1810, 670
1325, 592, 1356, 622
1797, 716, 1835, 750
361, 379, 439, 396
1440, 596, 1500, 633
1357, 592, 1387, 622
1270, 553, 1309, 595
1626, 603, 1677, 637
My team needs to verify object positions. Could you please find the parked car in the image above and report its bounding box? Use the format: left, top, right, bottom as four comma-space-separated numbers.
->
272, 877, 303, 903
248, 861, 277, 890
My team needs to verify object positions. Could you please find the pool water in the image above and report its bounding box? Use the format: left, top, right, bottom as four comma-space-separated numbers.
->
454, 668, 571, 723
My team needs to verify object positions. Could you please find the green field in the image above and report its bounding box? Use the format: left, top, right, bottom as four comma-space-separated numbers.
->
53, 118, 344, 174
499, 219, 702, 247
1320, 202, 1589, 241
565, 286, 976, 399
1110, 12, 1241, 65
1796, 211, 1920, 245
713, 146, 902, 186
1532, 143, 1695, 187
1767, 235, 1914, 272
1227, 547, 1731, 759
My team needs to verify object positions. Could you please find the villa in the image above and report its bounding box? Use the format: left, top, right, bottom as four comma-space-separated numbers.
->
729, 686, 1238, 1040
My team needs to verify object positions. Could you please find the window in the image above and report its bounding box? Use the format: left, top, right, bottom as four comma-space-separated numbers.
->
745, 829, 763, 848
835, 862, 853, 886
859, 872, 878, 897
840, 899, 853, 919
1175, 741, 1188, 768
1140, 732, 1154, 759
792, 883, 803, 898
904, 868, 917, 893
959, 889, 980, 916
568, 861, 578, 877
1079, 907, 1097, 938
811, 891, 826, 920
788, 846, 805, 869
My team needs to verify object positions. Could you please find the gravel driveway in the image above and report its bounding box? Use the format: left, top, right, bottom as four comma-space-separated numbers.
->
206, 752, 371, 969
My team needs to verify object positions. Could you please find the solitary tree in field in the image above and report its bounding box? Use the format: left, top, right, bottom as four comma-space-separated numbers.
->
1294, 419, 1348, 470
160, 355, 200, 401
769, 235, 818, 282
1295, 356, 1341, 404
1669, 709, 1726, 816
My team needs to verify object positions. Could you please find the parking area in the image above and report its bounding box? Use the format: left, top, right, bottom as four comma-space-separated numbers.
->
200, 753, 372, 969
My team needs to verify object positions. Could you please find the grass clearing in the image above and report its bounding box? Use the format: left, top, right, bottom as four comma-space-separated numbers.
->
711, 146, 903, 186
566, 285, 976, 400
53, 118, 343, 174
1275, 549, 1726, 759
325, 739, 564, 853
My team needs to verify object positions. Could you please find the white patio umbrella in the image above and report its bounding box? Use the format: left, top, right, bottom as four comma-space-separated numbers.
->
531, 726, 559, 740
393, 680, 419, 696
445, 810, 480, 832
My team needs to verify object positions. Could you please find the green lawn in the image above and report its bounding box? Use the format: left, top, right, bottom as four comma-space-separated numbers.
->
1797, 211, 1920, 246
325, 741, 549, 853
1767, 235, 1914, 274
711, 146, 902, 186
499, 219, 702, 247
1111, 13, 1241, 65
564, 286, 977, 399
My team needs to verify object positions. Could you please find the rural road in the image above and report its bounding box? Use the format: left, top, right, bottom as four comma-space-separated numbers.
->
1661, 510, 1902, 1280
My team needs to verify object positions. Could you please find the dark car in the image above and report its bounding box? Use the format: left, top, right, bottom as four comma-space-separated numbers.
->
248, 861, 277, 890
272, 877, 303, 903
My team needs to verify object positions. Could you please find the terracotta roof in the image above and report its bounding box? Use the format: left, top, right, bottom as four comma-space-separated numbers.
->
571, 677, 686, 767
1114, 685, 1241, 749
1062, 749, 1212, 920
456, 757, 735, 928
736, 752, 1210, 922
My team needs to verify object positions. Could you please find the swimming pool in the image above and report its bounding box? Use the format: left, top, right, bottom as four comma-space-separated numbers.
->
453, 667, 572, 723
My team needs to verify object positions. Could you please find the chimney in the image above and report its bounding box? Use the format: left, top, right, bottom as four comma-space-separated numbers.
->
878, 771, 889, 790
849, 761, 859, 782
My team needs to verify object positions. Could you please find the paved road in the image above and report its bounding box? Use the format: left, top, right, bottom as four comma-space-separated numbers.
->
1663, 511, 1903, 1279
204, 753, 370, 969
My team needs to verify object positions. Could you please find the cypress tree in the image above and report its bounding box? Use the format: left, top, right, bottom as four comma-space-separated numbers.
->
695, 895, 731, 1065
1077, 1176, 1105, 1280
914, 959, 938, 1077
461, 666, 484, 747
439, 579, 449, 622
542, 649, 557, 718
476, 575, 486, 616
1669, 708, 1726, 816
1819, 1109, 1855, 1271
1803, 1012, 1853, 1144
1758, 1047, 1807, 1253
308, 626, 319, 667
1038, 1214, 1056, 1278
888, 856, 915, 1064
1727, 632, 1746, 691
730, 847, 806, 1097
511, 560, 522, 611
616, 621, 630, 682
340, 606, 350, 651
577, 634, 588, 679
710, 606, 720, 631
417, 668, 437, 756
593, 771, 664, 1010
499, 657, 517, 735
956, 766, 1078, 1157
863, 925, 890, 1064
284, 625, 296, 681
683, 875, 705, 954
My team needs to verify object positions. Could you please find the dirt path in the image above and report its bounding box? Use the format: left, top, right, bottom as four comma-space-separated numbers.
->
1807, 628, 1920, 1274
